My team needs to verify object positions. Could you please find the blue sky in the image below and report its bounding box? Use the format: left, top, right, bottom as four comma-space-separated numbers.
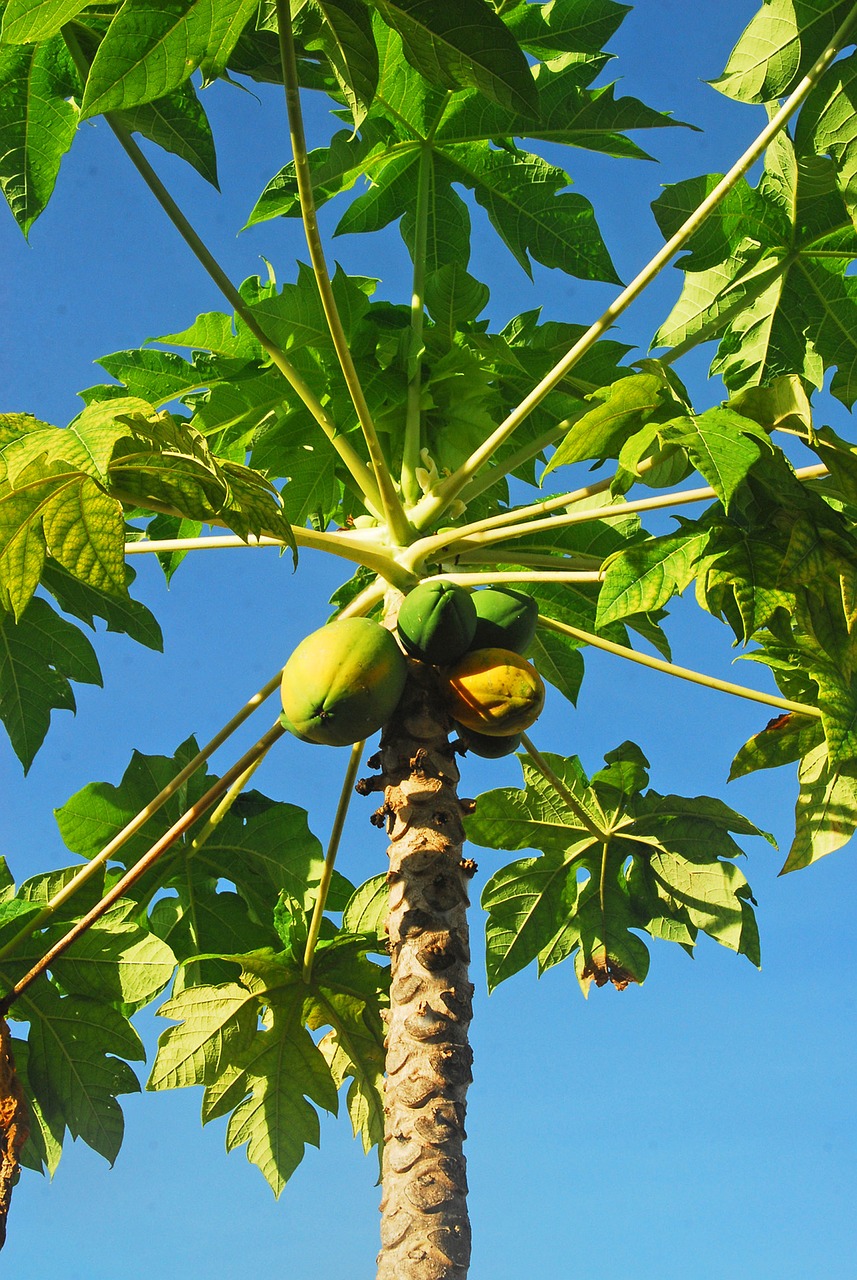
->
2, 3, 856, 1277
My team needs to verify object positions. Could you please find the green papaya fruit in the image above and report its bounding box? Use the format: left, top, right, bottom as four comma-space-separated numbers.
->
444, 647, 545, 736
455, 723, 522, 758
471, 587, 538, 654
396, 580, 477, 664
280, 617, 407, 746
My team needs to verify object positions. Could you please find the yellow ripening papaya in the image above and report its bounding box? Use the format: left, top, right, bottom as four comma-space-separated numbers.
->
280, 617, 407, 746
443, 647, 545, 737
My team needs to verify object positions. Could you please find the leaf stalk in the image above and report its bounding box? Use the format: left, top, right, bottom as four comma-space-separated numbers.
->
0, 723, 287, 1015
302, 740, 365, 983
275, 0, 412, 544
537, 615, 824, 718
0, 671, 284, 965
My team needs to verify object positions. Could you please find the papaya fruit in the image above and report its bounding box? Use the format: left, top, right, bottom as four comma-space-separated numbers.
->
471, 587, 538, 654
443, 647, 545, 736
396, 580, 477, 664
280, 617, 407, 746
455, 723, 522, 758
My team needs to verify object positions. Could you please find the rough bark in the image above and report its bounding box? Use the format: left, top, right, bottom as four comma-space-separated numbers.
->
0, 1016, 28, 1250
372, 661, 475, 1280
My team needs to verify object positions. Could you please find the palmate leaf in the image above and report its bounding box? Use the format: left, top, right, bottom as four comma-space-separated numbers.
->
113, 78, 219, 187
596, 524, 710, 628
1, 1, 94, 43
712, 0, 855, 104
54, 741, 353, 987
14, 982, 144, 1165
0, 33, 79, 234
653, 133, 857, 404
373, 0, 538, 116
782, 740, 857, 871
468, 745, 764, 995
0, 595, 101, 772
245, 18, 644, 283
79, 0, 258, 119
151, 920, 386, 1193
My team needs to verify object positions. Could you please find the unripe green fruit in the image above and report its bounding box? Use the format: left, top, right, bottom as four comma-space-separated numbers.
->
455, 723, 522, 758
471, 587, 538, 654
280, 617, 407, 746
396, 580, 477, 664
443, 647, 545, 736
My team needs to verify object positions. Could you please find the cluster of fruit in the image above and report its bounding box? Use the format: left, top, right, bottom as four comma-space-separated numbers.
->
279, 582, 545, 756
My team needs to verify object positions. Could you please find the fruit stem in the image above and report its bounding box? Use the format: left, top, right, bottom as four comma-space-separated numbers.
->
303, 740, 365, 983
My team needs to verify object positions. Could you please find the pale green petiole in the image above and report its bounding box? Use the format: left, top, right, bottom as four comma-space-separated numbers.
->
275, 0, 412, 544
0, 672, 284, 965
538, 615, 823, 719
303, 740, 366, 983
519, 734, 607, 840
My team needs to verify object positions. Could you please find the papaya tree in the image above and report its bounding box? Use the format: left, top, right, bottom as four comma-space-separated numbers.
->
1, 0, 857, 1274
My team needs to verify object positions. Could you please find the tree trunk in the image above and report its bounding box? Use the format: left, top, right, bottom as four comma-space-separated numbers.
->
373, 661, 475, 1280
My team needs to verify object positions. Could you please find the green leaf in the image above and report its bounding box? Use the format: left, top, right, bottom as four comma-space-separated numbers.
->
340, 873, 388, 942
199, 0, 261, 83
0, 35, 79, 234
307, 938, 387, 1158
527, 628, 584, 706
2, 398, 149, 484
652, 139, 857, 405
295, 0, 379, 128
443, 142, 620, 282
659, 408, 771, 510
373, 0, 538, 116
542, 374, 670, 477
48, 902, 177, 1007
729, 711, 824, 779
480, 845, 590, 989
40, 559, 164, 652
0, 596, 101, 772
795, 51, 857, 228
596, 525, 710, 627
504, 0, 629, 58
11, 1037, 64, 1177
712, 0, 855, 104
23, 984, 143, 1164
472, 747, 763, 993
80, 0, 213, 118
113, 80, 219, 188
424, 263, 490, 339
782, 741, 857, 871
149, 979, 260, 1090
1, 1, 92, 43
